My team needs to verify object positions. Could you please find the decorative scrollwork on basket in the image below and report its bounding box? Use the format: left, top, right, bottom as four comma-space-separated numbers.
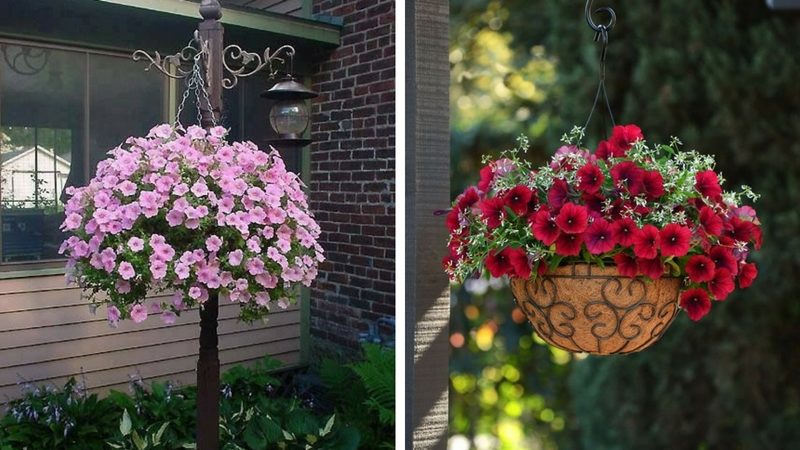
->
221, 44, 295, 89
510, 264, 682, 355
132, 31, 207, 80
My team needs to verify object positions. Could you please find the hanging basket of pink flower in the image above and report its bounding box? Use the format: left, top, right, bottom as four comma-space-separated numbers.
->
444, 126, 761, 355
59, 123, 323, 326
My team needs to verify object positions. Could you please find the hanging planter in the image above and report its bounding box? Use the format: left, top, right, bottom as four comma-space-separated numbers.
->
59, 122, 324, 324
443, 1, 761, 355
510, 264, 681, 355
443, 125, 762, 355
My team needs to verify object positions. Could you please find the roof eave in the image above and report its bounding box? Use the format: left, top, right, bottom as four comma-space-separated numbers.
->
96, 0, 341, 46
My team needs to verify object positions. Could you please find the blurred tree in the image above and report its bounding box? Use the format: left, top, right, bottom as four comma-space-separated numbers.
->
450, 0, 800, 449
450, 0, 558, 197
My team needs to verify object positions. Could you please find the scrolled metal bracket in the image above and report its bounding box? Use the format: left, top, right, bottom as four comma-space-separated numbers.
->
132, 31, 209, 80
220, 44, 296, 89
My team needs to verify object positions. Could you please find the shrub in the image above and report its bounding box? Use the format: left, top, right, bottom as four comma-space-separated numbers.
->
320, 344, 395, 449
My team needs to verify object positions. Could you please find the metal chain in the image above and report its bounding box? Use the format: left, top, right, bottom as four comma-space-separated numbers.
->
174, 36, 218, 128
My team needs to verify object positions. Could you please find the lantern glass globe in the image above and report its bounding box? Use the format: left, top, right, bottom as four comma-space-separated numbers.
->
269, 100, 309, 136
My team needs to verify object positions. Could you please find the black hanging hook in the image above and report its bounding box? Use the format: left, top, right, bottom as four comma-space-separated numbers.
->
582, 0, 617, 133
585, 0, 616, 35
585, 0, 616, 63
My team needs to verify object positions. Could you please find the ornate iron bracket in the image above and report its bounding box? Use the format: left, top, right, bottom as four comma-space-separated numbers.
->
132, 31, 296, 90
132, 31, 208, 80
221, 44, 295, 89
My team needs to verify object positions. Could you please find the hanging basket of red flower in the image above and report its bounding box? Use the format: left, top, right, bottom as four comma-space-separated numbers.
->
444, 126, 761, 355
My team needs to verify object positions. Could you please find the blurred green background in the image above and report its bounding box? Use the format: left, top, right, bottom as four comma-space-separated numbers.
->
447, 1, 800, 449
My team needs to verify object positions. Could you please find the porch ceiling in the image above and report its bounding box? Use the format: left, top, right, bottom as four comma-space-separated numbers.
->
97, 0, 340, 45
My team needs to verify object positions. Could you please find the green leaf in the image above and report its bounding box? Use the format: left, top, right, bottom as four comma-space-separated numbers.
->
666, 258, 681, 277
243, 422, 266, 450
131, 431, 147, 450
548, 255, 564, 272
321, 415, 335, 437
120, 409, 132, 437
153, 422, 169, 445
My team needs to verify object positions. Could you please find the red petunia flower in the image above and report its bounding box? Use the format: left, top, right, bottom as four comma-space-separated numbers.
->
638, 257, 665, 279
530, 209, 560, 245
708, 268, 735, 301
695, 170, 722, 201
611, 217, 639, 247
738, 262, 758, 288
507, 248, 532, 279
536, 260, 549, 276
555, 202, 589, 234
752, 225, 763, 250
547, 178, 569, 210
445, 208, 461, 232
504, 185, 533, 216
478, 165, 494, 193
642, 170, 665, 200
610, 124, 644, 151
659, 223, 692, 257
585, 218, 616, 254
728, 217, 756, 243
685, 255, 716, 283
555, 232, 584, 256
610, 161, 645, 195
456, 187, 481, 211
582, 192, 605, 218
699, 206, 723, 237
479, 197, 506, 230
442, 255, 456, 272
708, 245, 738, 275
595, 140, 619, 160
613, 253, 638, 277
632, 224, 660, 259
527, 189, 540, 212
577, 164, 605, 194
485, 248, 514, 278
680, 288, 712, 321
448, 236, 466, 260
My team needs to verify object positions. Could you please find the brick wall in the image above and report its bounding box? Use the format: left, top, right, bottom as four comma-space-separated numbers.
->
309, 0, 395, 351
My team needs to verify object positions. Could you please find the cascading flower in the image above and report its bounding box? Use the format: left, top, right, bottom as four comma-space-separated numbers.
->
60, 124, 323, 326
444, 124, 761, 322
530, 209, 560, 245
685, 255, 716, 283
659, 224, 692, 257
504, 185, 533, 216
584, 218, 615, 254
555, 202, 589, 234
680, 288, 712, 321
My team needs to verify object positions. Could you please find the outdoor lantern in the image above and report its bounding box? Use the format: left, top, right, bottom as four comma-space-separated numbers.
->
262, 75, 317, 147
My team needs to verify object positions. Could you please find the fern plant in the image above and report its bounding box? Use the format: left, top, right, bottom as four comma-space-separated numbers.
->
320, 344, 395, 449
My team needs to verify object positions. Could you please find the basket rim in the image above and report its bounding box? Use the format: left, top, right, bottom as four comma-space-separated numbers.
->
511, 262, 682, 281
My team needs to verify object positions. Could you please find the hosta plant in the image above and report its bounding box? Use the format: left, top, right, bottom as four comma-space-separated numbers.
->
444, 125, 761, 321
59, 124, 324, 325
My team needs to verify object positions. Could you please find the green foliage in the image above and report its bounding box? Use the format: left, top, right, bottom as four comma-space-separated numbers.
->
0, 378, 121, 450
452, 0, 800, 448
320, 344, 395, 449
2, 357, 363, 450
106, 380, 197, 449
449, 280, 578, 450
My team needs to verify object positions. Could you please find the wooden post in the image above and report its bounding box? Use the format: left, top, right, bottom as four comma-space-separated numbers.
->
406, 0, 451, 448
197, 2, 223, 449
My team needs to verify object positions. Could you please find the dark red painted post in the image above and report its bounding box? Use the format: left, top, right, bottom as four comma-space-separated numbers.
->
196, 1, 223, 449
